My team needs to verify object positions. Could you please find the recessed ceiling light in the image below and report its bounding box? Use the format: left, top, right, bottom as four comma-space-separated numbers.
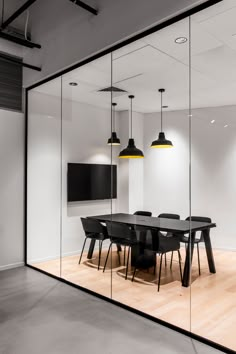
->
175, 37, 188, 44
69, 82, 78, 86
211, 120, 215, 124
224, 124, 228, 128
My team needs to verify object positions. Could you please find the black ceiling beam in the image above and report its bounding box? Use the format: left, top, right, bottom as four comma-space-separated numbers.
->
1, 0, 38, 30
0, 53, 41, 71
0, 31, 41, 48
69, 0, 98, 15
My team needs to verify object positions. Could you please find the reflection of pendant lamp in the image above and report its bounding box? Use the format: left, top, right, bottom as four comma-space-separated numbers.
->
107, 103, 120, 145
119, 95, 144, 159
151, 88, 173, 148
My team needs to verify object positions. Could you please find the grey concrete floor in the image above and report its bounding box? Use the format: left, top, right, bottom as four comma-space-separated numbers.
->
0, 267, 225, 354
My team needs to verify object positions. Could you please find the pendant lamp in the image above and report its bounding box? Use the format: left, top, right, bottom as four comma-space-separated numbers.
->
107, 103, 120, 145
119, 95, 144, 159
151, 88, 173, 148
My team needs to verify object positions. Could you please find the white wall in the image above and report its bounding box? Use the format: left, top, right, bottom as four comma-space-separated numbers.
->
143, 108, 236, 250
23, 0, 207, 87
118, 110, 144, 214
0, 109, 24, 270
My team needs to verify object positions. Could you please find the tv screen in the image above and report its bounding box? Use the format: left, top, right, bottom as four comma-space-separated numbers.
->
67, 163, 117, 202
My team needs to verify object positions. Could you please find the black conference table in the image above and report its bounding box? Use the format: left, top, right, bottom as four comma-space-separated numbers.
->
88, 213, 216, 287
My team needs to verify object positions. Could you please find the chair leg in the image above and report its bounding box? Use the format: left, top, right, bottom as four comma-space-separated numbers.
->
103, 243, 112, 272
197, 243, 201, 276
98, 240, 103, 271
78, 238, 87, 264
125, 246, 131, 280
170, 251, 173, 270
178, 250, 183, 282
132, 267, 137, 282
158, 254, 163, 292
165, 253, 167, 267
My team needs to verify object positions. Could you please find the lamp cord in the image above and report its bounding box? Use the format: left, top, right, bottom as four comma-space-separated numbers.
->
130, 97, 133, 138
113, 104, 115, 131
161, 91, 163, 132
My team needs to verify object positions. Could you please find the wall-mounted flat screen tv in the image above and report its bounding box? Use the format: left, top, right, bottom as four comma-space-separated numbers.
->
67, 163, 117, 202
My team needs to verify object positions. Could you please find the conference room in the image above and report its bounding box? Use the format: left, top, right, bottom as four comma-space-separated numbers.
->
26, 1, 236, 352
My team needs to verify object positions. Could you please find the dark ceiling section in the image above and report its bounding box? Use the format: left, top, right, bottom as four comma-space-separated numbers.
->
0, 0, 98, 71
1, 0, 37, 30
0, 0, 41, 47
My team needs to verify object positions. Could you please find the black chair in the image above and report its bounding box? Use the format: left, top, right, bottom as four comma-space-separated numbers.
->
104, 221, 139, 279
180, 216, 211, 275
132, 229, 182, 291
158, 213, 180, 269
79, 218, 110, 270
134, 211, 152, 217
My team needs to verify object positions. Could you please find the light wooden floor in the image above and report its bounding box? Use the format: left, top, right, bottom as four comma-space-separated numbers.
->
33, 246, 236, 351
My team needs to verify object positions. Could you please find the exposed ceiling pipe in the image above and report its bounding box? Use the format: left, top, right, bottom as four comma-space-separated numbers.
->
1, 0, 38, 30
0, 31, 41, 48
0, 52, 41, 71
69, 0, 98, 15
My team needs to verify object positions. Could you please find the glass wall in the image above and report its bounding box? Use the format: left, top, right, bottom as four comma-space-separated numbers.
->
190, 3, 236, 348
61, 54, 113, 297
27, 77, 62, 277
27, 1, 236, 351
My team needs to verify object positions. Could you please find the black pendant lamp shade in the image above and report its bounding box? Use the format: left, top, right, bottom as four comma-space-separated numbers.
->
119, 95, 144, 159
151, 88, 173, 148
107, 103, 121, 146
119, 138, 144, 158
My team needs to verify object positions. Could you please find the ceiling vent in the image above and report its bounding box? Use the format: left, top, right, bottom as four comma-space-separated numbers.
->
98, 86, 127, 93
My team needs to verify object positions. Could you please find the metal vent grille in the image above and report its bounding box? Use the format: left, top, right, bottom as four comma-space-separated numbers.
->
0, 53, 22, 112
98, 86, 127, 92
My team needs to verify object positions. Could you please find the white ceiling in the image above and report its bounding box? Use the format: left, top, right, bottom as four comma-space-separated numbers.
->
35, 0, 236, 115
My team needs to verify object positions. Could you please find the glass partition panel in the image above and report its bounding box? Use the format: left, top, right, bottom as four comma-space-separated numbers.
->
111, 17, 191, 332
26, 2, 236, 351
191, 2, 236, 351
61, 54, 112, 298
27, 77, 62, 277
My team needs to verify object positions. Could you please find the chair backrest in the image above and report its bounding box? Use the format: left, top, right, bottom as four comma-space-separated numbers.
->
158, 213, 180, 220
81, 217, 104, 236
185, 216, 212, 241
106, 221, 133, 240
134, 210, 152, 217
185, 216, 211, 223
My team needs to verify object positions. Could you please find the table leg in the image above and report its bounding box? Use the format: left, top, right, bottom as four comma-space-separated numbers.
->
131, 244, 141, 266
87, 239, 96, 259
131, 230, 153, 266
203, 229, 216, 273
182, 232, 195, 287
